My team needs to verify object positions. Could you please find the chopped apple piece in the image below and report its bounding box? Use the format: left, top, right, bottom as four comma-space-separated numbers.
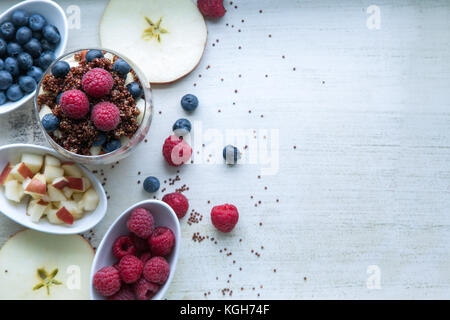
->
60, 201, 84, 220
43, 165, 64, 183
66, 177, 84, 192
10, 162, 34, 182
45, 207, 63, 224
62, 162, 83, 178
21, 154, 44, 174
48, 185, 67, 202
82, 177, 92, 190
72, 193, 83, 202
27, 199, 49, 222
24, 174, 47, 197
52, 177, 69, 190
44, 155, 61, 167
90, 146, 101, 156
81, 188, 99, 211
39, 104, 52, 119
4, 180, 25, 203
62, 187, 74, 199
56, 206, 74, 224
0, 163, 13, 185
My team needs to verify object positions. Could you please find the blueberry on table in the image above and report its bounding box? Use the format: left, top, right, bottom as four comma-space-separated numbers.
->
172, 118, 192, 136
4, 57, 19, 77
113, 59, 131, 75
0, 71, 13, 90
41, 113, 60, 132
27, 66, 43, 83
6, 84, 23, 102
143, 176, 160, 193
223, 145, 240, 165
18, 75, 36, 93
38, 51, 55, 70
51, 61, 70, 78
40, 38, 55, 52
93, 133, 107, 147
6, 42, 23, 58
0, 91, 6, 105
181, 94, 198, 112
17, 52, 33, 71
0, 39, 7, 57
15, 26, 32, 45
11, 10, 29, 27
24, 39, 42, 58
0, 22, 16, 40
28, 14, 46, 31
103, 139, 121, 153
126, 82, 142, 99
42, 24, 60, 44
85, 49, 103, 63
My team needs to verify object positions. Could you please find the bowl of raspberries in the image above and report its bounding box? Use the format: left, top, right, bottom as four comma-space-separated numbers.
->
90, 200, 180, 300
0, 0, 67, 114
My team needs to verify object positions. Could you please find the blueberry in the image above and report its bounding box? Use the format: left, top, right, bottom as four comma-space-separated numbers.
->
6, 42, 23, 58
27, 66, 43, 83
51, 61, 70, 78
223, 145, 240, 164
38, 51, 55, 70
11, 10, 29, 27
143, 176, 160, 193
103, 139, 121, 153
40, 38, 55, 52
24, 38, 42, 58
93, 134, 107, 147
16, 26, 32, 45
6, 84, 23, 101
0, 39, 7, 57
32, 31, 42, 40
41, 113, 60, 132
85, 49, 103, 62
28, 14, 46, 31
0, 91, 6, 105
0, 22, 16, 40
17, 52, 33, 71
0, 71, 13, 90
172, 118, 192, 136
181, 94, 198, 112
56, 92, 62, 104
42, 24, 60, 44
126, 82, 142, 99
113, 59, 130, 75
4, 57, 19, 77
0, 59, 3, 70
18, 75, 36, 93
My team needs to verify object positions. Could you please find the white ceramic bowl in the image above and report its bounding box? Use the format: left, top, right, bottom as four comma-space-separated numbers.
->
0, 0, 68, 115
90, 200, 181, 300
0, 144, 107, 234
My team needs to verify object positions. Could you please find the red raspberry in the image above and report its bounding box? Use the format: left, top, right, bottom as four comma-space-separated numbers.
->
82, 68, 114, 98
91, 102, 120, 131
107, 285, 135, 300
133, 278, 159, 300
148, 227, 175, 257
93, 266, 121, 297
162, 135, 192, 167
211, 204, 239, 233
162, 192, 189, 219
127, 207, 154, 239
197, 0, 226, 18
112, 235, 136, 259
119, 255, 144, 284
130, 233, 149, 253
60, 89, 89, 119
143, 256, 170, 285
139, 252, 152, 264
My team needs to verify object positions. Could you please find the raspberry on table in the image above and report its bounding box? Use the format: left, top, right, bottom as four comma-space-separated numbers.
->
197, 0, 226, 18
162, 192, 189, 219
107, 285, 135, 300
211, 204, 239, 233
60, 89, 89, 119
143, 256, 170, 285
148, 227, 175, 257
91, 101, 120, 131
130, 233, 149, 253
119, 255, 144, 284
127, 207, 154, 239
133, 278, 159, 300
162, 135, 192, 167
93, 266, 121, 297
112, 235, 136, 259
82, 67, 114, 98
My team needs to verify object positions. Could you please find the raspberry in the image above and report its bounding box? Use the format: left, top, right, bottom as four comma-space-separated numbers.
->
93, 266, 121, 297
211, 204, 239, 232
112, 235, 136, 259
119, 255, 144, 284
143, 256, 170, 285
60, 89, 89, 119
197, 0, 226, 18
130, 233, 149, 253
162, 135, 192, 167
162, 192, 189, 219
91, 102, 120, 131
133, 278, 159, 300
139, 252, 152, 264
148, 227, 175, 257
127, 207, 154, 239
107, 285, 135, 300
82, 67, 114, 98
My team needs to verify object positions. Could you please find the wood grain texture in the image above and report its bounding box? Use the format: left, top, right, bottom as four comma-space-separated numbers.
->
0, 0, 449, 299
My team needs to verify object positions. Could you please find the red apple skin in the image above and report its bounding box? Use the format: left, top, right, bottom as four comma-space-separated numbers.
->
17, 163, 34, 179
56, 207, 74, 225
0, 163, 11, 185
66, 177, 84, 191
25, 179, 47, 195
37, 200, 49, 206
52, 177, 69, 190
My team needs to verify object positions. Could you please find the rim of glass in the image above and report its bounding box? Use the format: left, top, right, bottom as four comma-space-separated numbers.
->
33, 47, 152, 162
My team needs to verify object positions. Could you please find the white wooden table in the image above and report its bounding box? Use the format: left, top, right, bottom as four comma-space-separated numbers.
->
1, 0, 450, 299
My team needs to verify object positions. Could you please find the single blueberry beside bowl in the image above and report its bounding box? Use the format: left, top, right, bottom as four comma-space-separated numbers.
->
103, 139, 121, 153
11, 10, 29, 27
17, 52, 33, 71
93, 134, 107, 147
24, 38, 42, 58
40, 38, 55, 52
15, 26, 32, 45
6, 42, 23, 58
126, 82, 142, 99
28, 14, 46, 31
172, 118, 192, 136
0, 91, 6, 105
18, 75, 36, 93
143, 176, 160, 193
41, 113, 60, 132
113, 59, 131, 75
181, 94, 198, 112
52, 61, 70, 78
0, 70, 13, 90
42, 24, 60, 44
27, 66, 43, 83
38, 51, 55, 70
0, 22, 16, 40
223, 145, 240, 165
6, 84, 23, 102
4, 57, 19, 77
85, 49, 103, 63
0, 39, 7, 57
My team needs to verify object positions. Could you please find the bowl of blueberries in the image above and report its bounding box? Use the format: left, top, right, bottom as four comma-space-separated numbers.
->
0, 0, 68, 114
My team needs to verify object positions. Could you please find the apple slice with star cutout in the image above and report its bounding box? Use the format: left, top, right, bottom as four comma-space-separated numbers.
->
100, 0, 207, 84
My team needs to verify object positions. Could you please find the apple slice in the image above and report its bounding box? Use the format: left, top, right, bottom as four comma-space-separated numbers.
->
45, 207, 63, 225
44, 155, 61, 167
39, 104, 53, 119
4, 180, 25, 203
21, 154, 44, 174
24, 174, 47, 197
56, 206, 74, 225
0, 163, 13, 185
43, 165, 64, 183
52, 177, 69, 190
27, 199, 49, 222
10, 162, 34, 182
60, 201, 84, 220
61, 162, 83, 178
72, 193, 83, 202
66, 177, 84, 192
48, 185, 67, 202
62, 187, 74, 199
81, 188, 99, 211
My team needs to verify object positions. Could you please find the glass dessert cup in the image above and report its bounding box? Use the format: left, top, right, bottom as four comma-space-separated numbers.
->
33, 48, 152, 165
